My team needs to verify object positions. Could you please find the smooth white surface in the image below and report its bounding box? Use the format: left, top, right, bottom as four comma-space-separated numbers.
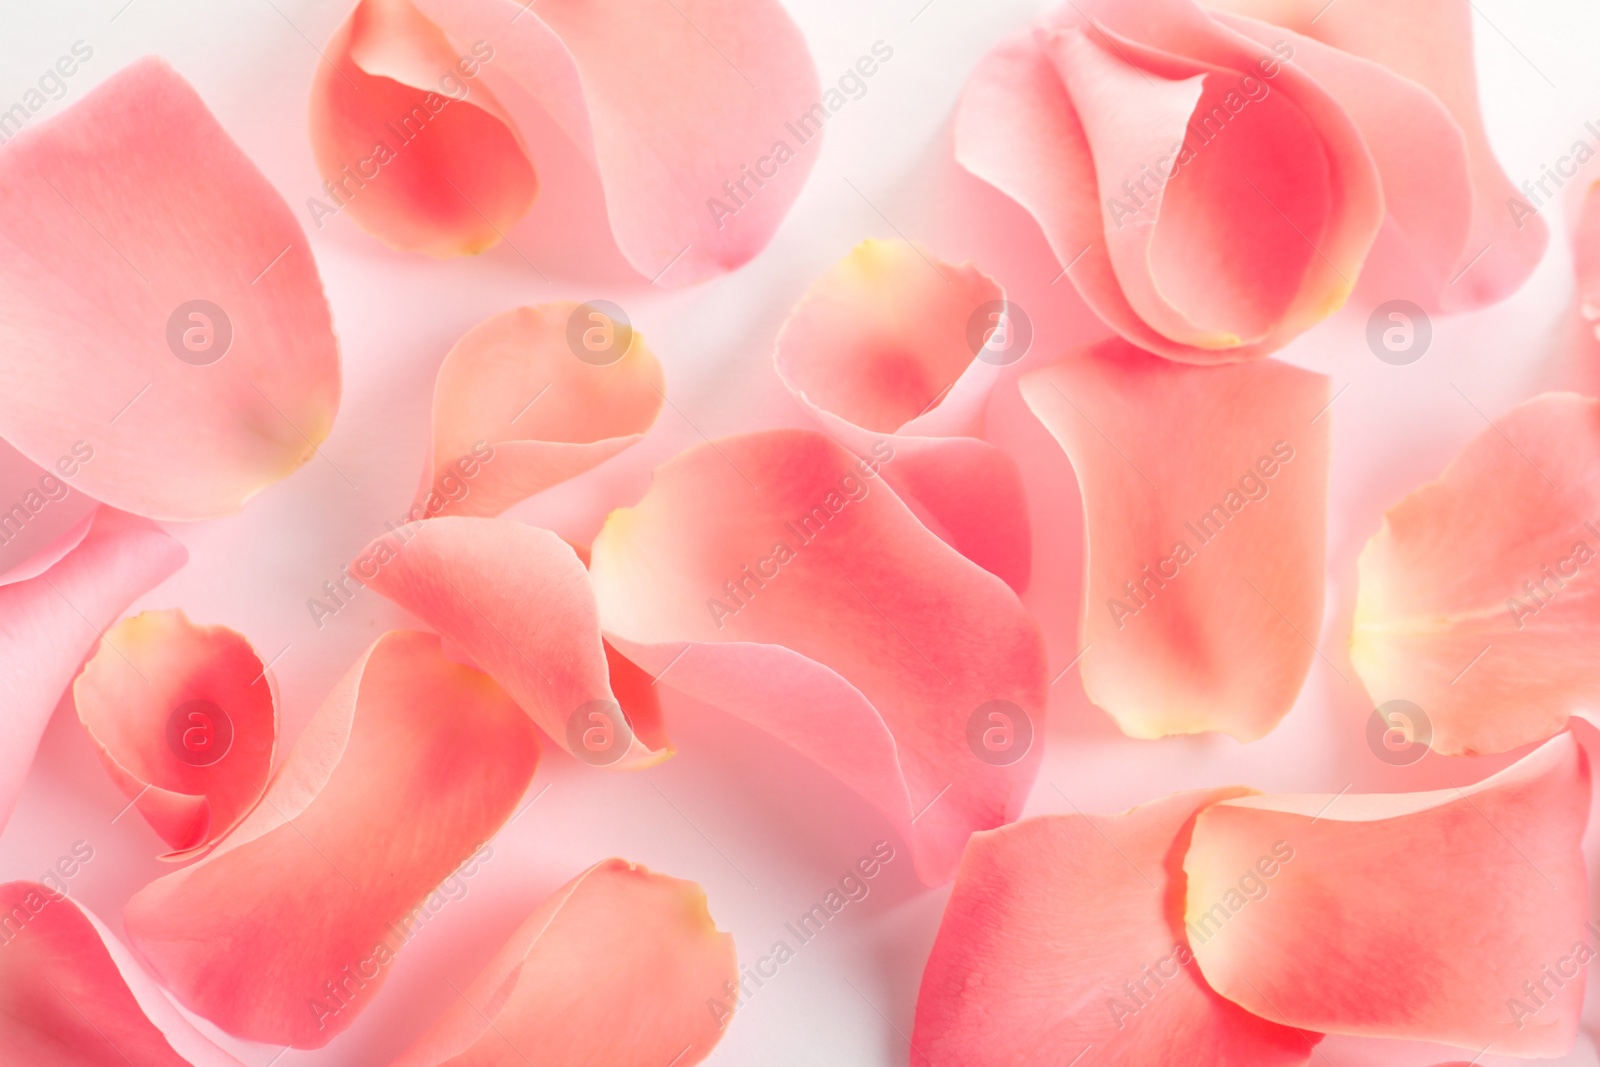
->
3, 1, 1600, 1064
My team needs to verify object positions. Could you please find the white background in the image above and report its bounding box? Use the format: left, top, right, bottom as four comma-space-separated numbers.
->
4, 1, 1600, 1064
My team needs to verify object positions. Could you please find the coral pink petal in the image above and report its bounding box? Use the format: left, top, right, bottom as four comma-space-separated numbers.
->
392, 860, 736, 1067
412, 0, 822, 284
419, 303, 664, 519
1352, 394, 1600, 756
1021, 340, 1329, 740
914, 790, 1317, 1066
773, 239, 1032, 590
0, 57, 340, 521
310, 0, 538, 256
359, 517, 670, 769
589, 430, 1047, 885
1205, 0, 1547, 308
0, 510, 186, 832
73, 609, 277, 859
0, 881, 243, 1066
124, 630, 540, 1048
1185, 734, 1591, 1056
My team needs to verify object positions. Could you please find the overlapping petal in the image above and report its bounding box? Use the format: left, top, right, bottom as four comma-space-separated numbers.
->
1185, 734, 1590, 1056
0, 439, 99, 586
0, 881, 242, 1067
124, 630, 540, 1048
418, 303, 664, 519
1020, 339, 1330, 740
73, 609, 277, 860
589, 429, 1047, 885
955, 0, 1384, 362
315, 0, 822, 282
1351, 394, 1600, 756
392, 859, 736, 1067
0, 57, 340, 521
1205, 0, 1548, 310
914, 789, 1316, 1066
774, 239, 1032, 590
359, 516, 670, 768
0, 510, 186, 832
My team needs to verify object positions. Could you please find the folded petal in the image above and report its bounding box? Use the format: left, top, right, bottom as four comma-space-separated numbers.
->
0, 881, 243, 1067
392, 859, 736, 1066
0, 510, 186, 832
124, 630, 540, 1048
589, 430, 1047, 885
0, 57, 341, 521
310, 0, 538, 256
1351, 393, 1600, 756
73, 609, 277, 859
915, 789, 1317, 1066
418, 303, 663, 519
359, 516, 670, 768
1185, 734, 1591, 1056
1020, 339, 1329, 740
773, 239, 1032, 590
409, 0, 823, 283
1204, 0, 1547, 309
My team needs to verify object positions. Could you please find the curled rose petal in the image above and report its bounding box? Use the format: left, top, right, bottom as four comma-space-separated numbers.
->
0, 57, 340, 521
955, 0, 1384, 362
0, 881, 243, 1067
360, 516, 670, 768
1020, 339, 1329, 740
72, 609, 277, 860
392, 860, 736, 1067
318, 0, 822, 282
309, 0, 538, 256
1185, 734, 1591, 1056
914, 789, 1316, 1066
124, 630, 540, 1048
773, 239, 1032, 590
589, 429, 1047, 885
417, 303, 664, 519
0, 510, 186, 832
1351, 394, 1600, 756
1204, 0, 1548, 310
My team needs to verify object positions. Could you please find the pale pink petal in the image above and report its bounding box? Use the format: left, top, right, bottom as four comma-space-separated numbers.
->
0, 881, 243, 1067
915, 789, 1317, 1065
1185, 734, 1590, 1056
418, 303, 663, 519
1351, 394, 1600, 755
1020, 340, 1329, 740
1204, 0, 1548, 309
124, 630, 541, 1048
72, 609, 277, 860
309, 0, 538, 256
359, 517, 670, 768
392, 860, 736, 1066
773, 239, 1031, 589
589, 430, 1047, 885
0, 58, 340, 521
0, 438, 99, 587
410, 0, 823, 284
0, 510, 186, 832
